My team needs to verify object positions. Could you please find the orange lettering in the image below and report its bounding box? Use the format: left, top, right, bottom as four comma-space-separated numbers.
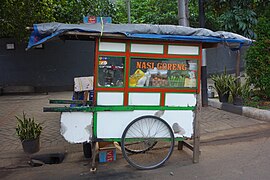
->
167, 64, 173, 70
157, 63, 162, 70
136, 62, 142, 69
162, 63, 167, 70
147, 62, 154, 69
172, 64, 177, 70
142, 62, 146, 69
182, 64, 187, 70
177, 64, 182, 70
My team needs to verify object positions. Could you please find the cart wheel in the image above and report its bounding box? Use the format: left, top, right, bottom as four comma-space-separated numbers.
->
121, 115, 174, 170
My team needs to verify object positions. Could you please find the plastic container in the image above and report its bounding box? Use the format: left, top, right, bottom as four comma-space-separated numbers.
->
99, 147, 116, 163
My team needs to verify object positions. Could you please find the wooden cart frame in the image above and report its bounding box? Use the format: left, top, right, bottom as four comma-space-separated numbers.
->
44, 37, 201, 172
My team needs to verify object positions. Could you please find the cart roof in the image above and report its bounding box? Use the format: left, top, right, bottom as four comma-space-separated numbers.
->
27, 22, 253, 50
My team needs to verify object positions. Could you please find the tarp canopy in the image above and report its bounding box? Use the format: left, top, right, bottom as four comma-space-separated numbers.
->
27, 22, 253, 50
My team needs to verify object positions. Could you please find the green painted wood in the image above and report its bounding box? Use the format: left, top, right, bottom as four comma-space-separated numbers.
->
49, 99, 92, 105
43, 105, 195, 112
95, 137, 184, 142
95, 106, 195, 111
93, 112, 97, 138
43, 106, 93, 112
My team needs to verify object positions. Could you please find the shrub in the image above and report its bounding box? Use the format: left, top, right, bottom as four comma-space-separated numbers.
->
246, 17, 270, 99
15, 112, 42, 141
211, 69, 234, 96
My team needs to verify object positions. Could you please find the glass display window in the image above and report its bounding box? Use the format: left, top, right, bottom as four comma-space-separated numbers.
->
129, 58, 198, 88
98, 56, 125, 87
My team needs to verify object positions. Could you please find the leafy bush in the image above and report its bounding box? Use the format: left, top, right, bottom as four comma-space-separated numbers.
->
15, 112, 42, 141
246, 17, 270, 99
211, 69, 234, 96
228, 77, 250, 99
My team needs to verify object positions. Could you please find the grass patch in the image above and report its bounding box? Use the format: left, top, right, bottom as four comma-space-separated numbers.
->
244, 99, 270, 110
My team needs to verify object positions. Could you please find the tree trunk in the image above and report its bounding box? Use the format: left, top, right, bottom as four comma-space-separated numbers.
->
178, 0, 189, 26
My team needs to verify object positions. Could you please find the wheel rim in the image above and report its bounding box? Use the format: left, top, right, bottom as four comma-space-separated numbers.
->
121, 116, 174, 170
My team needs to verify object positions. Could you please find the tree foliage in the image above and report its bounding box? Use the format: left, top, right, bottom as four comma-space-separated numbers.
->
1, 0, 269, 41
246, 17, 270, 99
204, 0, 258, 38
1, 0, 55, 41
0, 0, 116, 41
54, 0, 116, 24
114, 0, 178, 24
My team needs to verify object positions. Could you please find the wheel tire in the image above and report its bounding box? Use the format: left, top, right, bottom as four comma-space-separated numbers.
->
83, 142, 92, 158
125, 141, 157, 154
121, 115, 174, 170
119, 141, 157, 154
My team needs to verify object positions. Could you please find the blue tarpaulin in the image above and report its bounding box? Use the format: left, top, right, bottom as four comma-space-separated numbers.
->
27, 22, 253, 50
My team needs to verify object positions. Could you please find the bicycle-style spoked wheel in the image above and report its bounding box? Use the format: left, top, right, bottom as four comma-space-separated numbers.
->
121, 115, 174, 170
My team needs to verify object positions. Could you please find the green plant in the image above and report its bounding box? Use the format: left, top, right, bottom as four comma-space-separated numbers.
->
15, 112, 42, 141
228, 77, 250, 99
246, 17, 270, 99
211, 70, 234, 96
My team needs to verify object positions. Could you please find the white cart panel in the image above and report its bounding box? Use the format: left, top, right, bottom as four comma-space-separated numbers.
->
168, 45, 199, 55
131, 43, 164, 54
165, 93, 196, 107
96, 110, 193, 139
99, 42, 126, 52
97, 92, 124, 105
128, 93, 160, 106
60, 112, 93, 143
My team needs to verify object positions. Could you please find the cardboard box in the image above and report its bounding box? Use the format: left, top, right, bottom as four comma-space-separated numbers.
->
74, 76, 93, 92
99, 147, 116, 163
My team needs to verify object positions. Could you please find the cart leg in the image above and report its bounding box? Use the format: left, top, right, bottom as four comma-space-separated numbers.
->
193, 93, 201, 163
178, 141, 183, 150
90, 141, 97, 173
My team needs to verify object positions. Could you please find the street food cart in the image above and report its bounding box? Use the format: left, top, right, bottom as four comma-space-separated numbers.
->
27, 23, 252, 171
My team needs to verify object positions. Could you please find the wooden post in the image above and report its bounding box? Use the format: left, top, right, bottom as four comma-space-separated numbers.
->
193, 93, 201, 163
90, 141, 98, 173
178, 141, 184, 150
236, 50, 241, 83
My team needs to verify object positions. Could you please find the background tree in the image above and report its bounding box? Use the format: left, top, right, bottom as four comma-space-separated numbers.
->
1, 0, 55, 41
204, 0, 257, 38
53, 0, 116, 24
114, 0, 179, 24
245, 17, 270, 99
0, 0, 116, 41
1, 0, 268, 41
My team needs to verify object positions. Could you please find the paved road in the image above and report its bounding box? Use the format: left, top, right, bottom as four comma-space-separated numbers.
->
2, 135, 270, 180
0, 91, 268, 171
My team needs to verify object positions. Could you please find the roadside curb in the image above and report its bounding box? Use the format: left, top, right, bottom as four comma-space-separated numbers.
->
200, 123, 270, 144
208, 99, 270, 122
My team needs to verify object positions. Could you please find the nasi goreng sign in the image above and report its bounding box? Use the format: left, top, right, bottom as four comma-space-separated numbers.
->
129, 58, 198, 88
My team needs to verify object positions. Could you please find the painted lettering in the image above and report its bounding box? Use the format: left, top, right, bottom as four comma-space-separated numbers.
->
156, 63, 163, 70
136, 60, 190, 71
167, 64, 173, 70
147, 62, 154, 69
141, 62, 147, 69
182, 64, 187, 70
172, 64, 177, 70
136, 62, 142, 69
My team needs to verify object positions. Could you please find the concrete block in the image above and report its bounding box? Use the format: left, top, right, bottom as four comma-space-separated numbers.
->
3, 86, 35, 94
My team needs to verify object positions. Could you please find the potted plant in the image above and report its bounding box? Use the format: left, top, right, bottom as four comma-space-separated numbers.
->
211, 70, 234, 103
15, 112, 42, 154
228, 77, 250, 106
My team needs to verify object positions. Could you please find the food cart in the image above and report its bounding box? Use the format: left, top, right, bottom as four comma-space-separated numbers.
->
27, 23, 252, 171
